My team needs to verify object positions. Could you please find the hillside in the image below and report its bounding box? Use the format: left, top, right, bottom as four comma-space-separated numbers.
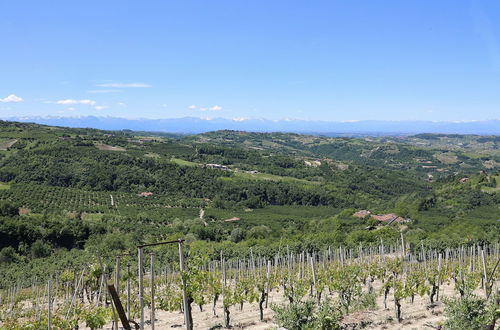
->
0, 120, 497, 276
0, 120, 498, 329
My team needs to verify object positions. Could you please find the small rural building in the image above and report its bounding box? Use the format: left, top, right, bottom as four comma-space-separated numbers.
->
371, 213, 398, 222
224, 217, 241, 222
371, 213, 411, 224
139, 192, 154, 197
352, 210, 371, 218
206, 164, 230, 170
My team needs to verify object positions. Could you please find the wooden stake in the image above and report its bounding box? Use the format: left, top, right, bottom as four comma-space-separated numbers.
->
47, 279, 52, 330
138, 247, 145, 330
178, 240, 192, 330
150, 253, 156, 330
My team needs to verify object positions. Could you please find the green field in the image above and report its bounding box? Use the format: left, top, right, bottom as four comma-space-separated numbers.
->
170, 157, 199, 167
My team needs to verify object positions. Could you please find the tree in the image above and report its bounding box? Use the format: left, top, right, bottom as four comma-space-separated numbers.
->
0, 247, 19, 264
30, 240, 53, 258
0, 201, 18, 217
247, 225, 271, 239
229, 228, 245, 243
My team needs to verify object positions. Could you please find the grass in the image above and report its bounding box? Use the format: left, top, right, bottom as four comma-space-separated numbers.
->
205, 205, 338, 233
481, 175, 500, 193
229, 171, 319, 185
0, 182, 10, 190
144, 152, 161, 158
0, 139, 17, 150
170, 157, 198, 167
434, 152, 458, 164
81, 213, 104, 221
95, 144, 127, 151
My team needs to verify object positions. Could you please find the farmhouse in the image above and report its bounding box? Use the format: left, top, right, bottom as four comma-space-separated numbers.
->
205, 163, 230, 170
224, 217, 241, 222
371, 213, 411, 224
352, 210, 371, 218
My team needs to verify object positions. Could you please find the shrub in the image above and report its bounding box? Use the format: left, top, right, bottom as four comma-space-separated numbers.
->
83, 306, 111, 330
272, 299, 341, 330
0, 200, 18, 217
315, 299, 342, 330
272, 299, 315, 330
229, 227, 245, 243
0, 247, 19, 264
30, 240, 53, 258
352, 292, 378, 312
247, 225, 271, 239
443, 295, 497, 330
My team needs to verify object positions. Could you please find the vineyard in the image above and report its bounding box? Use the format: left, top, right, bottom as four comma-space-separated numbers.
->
0, 122, 498, 329
0, 241, 498, 329
0, 184, 202, 215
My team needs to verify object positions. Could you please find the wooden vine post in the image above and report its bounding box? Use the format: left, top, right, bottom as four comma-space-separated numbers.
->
47, 278, 52, 330
107, 284, 132, 330
137, 239, 191, 330
126, 262, 131, 320
150, 253, 156, 330
115, 256, 121, 295
178, 240, 192, 330
138, 247, 145, 330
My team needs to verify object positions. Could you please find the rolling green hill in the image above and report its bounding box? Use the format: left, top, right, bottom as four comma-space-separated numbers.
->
0, 120, 498, 286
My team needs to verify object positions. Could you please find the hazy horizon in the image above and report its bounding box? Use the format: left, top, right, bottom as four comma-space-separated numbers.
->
4, 115, 499, 135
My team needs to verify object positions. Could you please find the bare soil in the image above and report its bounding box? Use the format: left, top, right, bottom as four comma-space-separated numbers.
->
101, 281, 496, 330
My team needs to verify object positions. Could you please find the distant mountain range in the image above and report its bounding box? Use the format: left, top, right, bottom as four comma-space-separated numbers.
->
4, 116, 500, 135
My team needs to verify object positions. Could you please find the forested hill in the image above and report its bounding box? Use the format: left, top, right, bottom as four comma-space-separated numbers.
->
186, 130, 499, 175
0, 120, 498, 209
0, 120, 498, 286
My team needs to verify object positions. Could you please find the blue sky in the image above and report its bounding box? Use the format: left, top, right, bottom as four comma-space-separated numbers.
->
0, 0, 499, 121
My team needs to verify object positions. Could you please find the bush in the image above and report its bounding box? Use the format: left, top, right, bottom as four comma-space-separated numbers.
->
229, 227, 245, 243
315, 299, 342, 330
272, 299, 315, 330
352, 292, 378, 312
30, 240, 53, 258
272, 299, 341, 330
0, 201, 18, 217
0, 247, 19, 264
83, 306, 111, 330
247, 225, 271, 239
443, 295, 497, 330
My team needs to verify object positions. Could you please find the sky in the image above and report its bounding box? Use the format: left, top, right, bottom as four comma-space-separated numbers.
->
0, 0, 499, 122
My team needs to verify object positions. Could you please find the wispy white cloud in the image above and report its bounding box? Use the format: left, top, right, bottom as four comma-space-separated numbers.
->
0, 94, 23, 103
189, 104, 223, 111
96, 82, 151, 88
209, 105, 222, 111
94, 106, 106, 110
54, 99, 96, 106
87, 89, 122, 94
